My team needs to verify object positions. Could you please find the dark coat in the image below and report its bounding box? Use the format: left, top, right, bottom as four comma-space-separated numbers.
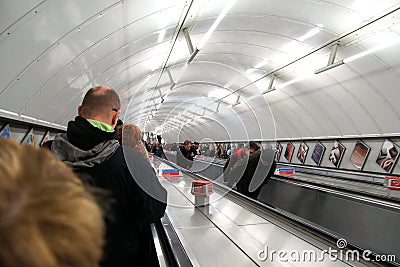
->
50, 116, 167, 267
151, 144, 164, 157
227, 149, 276, 199
176, 146, 194, 169
85, 146, 167, 267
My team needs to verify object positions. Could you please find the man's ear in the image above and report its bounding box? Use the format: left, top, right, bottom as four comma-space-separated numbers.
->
78, 106, 83, 116
111, 110, 120, 128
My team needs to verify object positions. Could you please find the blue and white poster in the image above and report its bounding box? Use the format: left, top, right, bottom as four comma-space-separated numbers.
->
0, 124, 11, 139
21, 128, 35, 147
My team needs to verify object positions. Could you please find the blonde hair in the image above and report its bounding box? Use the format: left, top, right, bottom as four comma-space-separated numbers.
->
122, 124, 149, 158
0, 139, 104, 267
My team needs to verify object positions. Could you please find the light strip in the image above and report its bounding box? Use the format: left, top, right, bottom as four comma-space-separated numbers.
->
158, 29, 166, 43
246, 59, 269, 74
314, 37, 400, 74
197, 0, 236, 50
343, 36, 400, 63
20, 115, 38, 121
297, 27, 321, 42
0, 108, 18, 116
0, 109, 19, 116
275, 73, 314, 90
38, 119, 51, 124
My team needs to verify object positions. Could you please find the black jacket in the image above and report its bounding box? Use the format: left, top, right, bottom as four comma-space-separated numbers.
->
227, 149, 276, 199
51, 116, 167, 267
176, 146, 194, 169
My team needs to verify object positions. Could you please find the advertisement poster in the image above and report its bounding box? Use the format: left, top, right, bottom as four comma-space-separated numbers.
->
40, 131, 51, 146
297, 142, 309, 164
311, 142, 325, 166
284, 142, 295, 163
21, 128, 35, 147
350, 140, 370, 170
376, 139, 399, 173
0, 124, 11, 139
275, 142, 282, 161
328, 140, 345, 168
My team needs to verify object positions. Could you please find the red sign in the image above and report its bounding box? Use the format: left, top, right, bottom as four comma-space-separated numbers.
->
191, 180, 213, 196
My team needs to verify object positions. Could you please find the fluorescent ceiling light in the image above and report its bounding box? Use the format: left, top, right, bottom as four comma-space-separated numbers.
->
0, 108, 18, 116
20, 115, 38, 121
275, 72, 314, 90
352, 1, 382, 19
38, 119, 51, 124
246, 68, 256, 74
343, 36, 400, 63
146, 57, 163, 71
254, 59, 268, 69
174, 63, 188, 83
246, 59, 268, 74
281, 26, 322, 57
314, 36, 400, 74
158, 29, 166, 43
197, 0, 236, 49
297, 26, 322, 42
170, 39, 190, 63
207, 89, 229, 99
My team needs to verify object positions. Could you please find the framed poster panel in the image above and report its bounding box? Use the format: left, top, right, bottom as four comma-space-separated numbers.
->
284, 142, 295, 163
376, 139, 399, 173
350, 140, 371, 170
311, 142, 325, 166
328, 140, 346, 168
40, 130, 51, 146
297, 142, 309, 164
21, 128, 35, 147
0, 123, 11, 139
274, 142, 282, 161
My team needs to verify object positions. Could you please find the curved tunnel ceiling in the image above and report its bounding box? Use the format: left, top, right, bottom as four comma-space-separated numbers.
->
1, 0, 400, 143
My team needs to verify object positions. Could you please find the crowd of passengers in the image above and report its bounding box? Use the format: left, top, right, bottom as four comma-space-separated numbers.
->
0, 85, 276, 267
170, 140, 277, 199
165, 141, 243, 159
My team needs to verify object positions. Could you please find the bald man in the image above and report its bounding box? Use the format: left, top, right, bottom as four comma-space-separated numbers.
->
49, 86, 167, 267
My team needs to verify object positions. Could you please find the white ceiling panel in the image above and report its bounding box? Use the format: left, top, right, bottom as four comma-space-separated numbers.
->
1, 0, 400, 142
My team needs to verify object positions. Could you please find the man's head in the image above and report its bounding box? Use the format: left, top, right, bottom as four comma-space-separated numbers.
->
183, 140, 191, 151
249, 141, 261, 154
78, 86, 121, 128
0, 139, 104, 267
